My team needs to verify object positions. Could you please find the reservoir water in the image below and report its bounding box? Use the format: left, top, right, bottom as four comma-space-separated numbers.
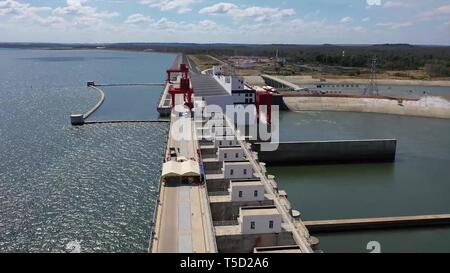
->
0, 49, 174, 252
269, 111, 450, 253
1, 48, 449, 253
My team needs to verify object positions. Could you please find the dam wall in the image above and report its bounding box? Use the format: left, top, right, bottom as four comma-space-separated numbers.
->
283, 96, 450, 119
252, 139, 397, 165
272, 94, 289, 111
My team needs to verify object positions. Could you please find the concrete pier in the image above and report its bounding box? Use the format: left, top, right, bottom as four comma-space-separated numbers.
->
305, 214, 450, 233
70, 84, 105, 126
253, 139, 397, 165
70, 114, 84, 126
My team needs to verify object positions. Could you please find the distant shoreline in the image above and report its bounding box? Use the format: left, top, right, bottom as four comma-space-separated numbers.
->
0, 46, 178, 55
3, 44, 450, 86
279, 76, 450, 88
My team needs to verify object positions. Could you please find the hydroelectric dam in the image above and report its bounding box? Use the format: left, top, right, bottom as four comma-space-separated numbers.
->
69, 54, 450, 253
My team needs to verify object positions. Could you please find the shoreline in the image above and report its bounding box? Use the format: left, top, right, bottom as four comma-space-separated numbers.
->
3, 47, 450, 86
245, 75, 450, 88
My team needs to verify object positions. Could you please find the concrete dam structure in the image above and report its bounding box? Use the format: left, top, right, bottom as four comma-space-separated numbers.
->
252, 139, 397, 165
260, 74, 450, 119
283, 96, 450, 119
150, 56, 315, 253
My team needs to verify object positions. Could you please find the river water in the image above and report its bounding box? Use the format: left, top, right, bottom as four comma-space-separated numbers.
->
269, 111, 450, 253
0, 49, 174, 252
1, 48, 449, 253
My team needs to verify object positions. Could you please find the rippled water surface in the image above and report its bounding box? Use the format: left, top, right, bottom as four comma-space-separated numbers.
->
270, 111, 450, 252
0, 49, 174, 252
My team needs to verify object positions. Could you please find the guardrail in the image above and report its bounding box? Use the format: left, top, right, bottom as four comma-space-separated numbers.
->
213, 220, 239, 227
208, 191, 229, 197
227, 116, 313, 253
148, 132, 170, 253
148, 179, 163, 253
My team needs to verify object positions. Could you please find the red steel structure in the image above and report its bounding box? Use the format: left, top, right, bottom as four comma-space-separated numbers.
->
256, 90, 273, 124
166, 64, 194, 110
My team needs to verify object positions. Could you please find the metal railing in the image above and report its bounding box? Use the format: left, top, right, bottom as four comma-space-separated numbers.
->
213, 220, 239, 227
208, 191, 229, 197
224, 116, 313, 253
148, 179, 163, 253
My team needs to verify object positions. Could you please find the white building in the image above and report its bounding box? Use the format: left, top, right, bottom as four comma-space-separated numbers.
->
214, 135, 238, 148
212, 65, 224, 76
212, 66, 256, 106
213, 126, 234, 137
238, 206, 282, 234
222, 161, 254, 179
217, 146, 245, 162
198, 125, 234, 141
230, 180, 265, 202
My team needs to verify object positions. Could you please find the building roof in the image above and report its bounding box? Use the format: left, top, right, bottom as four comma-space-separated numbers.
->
254, 246, 303, 253
231, 181, 263, 187
162, 160, 200, 178
224, 161, 252, 166
191, 74, 230, 97
240, 207, 279, 217
219, 146, 242, 150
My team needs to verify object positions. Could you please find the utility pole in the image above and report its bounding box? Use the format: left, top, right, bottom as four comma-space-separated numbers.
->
364, 57, 379, 96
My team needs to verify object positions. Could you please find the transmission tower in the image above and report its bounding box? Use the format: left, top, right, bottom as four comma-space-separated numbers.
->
365, 57, 379, 96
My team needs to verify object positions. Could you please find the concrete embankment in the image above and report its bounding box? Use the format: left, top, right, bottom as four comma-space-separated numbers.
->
278, 76, 450, 88
253, 139, 397, 165
283, 95, 450, 119
304, 214, 450, 233
71, 85, 106, 125
84, 86, 106, 120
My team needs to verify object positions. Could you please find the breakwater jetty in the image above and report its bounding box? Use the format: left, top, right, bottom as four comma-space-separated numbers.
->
70, 81, 167, 125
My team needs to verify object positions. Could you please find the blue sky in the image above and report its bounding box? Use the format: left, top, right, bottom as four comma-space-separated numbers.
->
0, 0, 449, 44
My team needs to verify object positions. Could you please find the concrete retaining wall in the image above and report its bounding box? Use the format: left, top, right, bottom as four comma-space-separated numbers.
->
253, 139, 397, 165
283, 96, 450, 119
210, 200, 275, 221
84, 86, 106, 120
272, 94, 289, 111
216, 232, 296, 253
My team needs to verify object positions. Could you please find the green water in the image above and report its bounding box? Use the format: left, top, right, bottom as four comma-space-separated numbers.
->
269, 111, 450, 253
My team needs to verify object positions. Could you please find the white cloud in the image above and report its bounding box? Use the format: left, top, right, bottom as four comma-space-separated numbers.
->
199, 2, 296, 22
53, 0, 119, 18
376, 21, 413, 29
140, 0, 200, 14
367, 0, 382, 6
340, 16, 353, 23
198, 2, 237, 14
383, 1, 407, 8
0, 0, 51, 16
0, 0, 65, 26
421, 5, 450, 19
125, 13, 152, 24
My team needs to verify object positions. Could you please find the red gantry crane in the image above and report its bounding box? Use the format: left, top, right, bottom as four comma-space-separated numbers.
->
166, 64, 194, 110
